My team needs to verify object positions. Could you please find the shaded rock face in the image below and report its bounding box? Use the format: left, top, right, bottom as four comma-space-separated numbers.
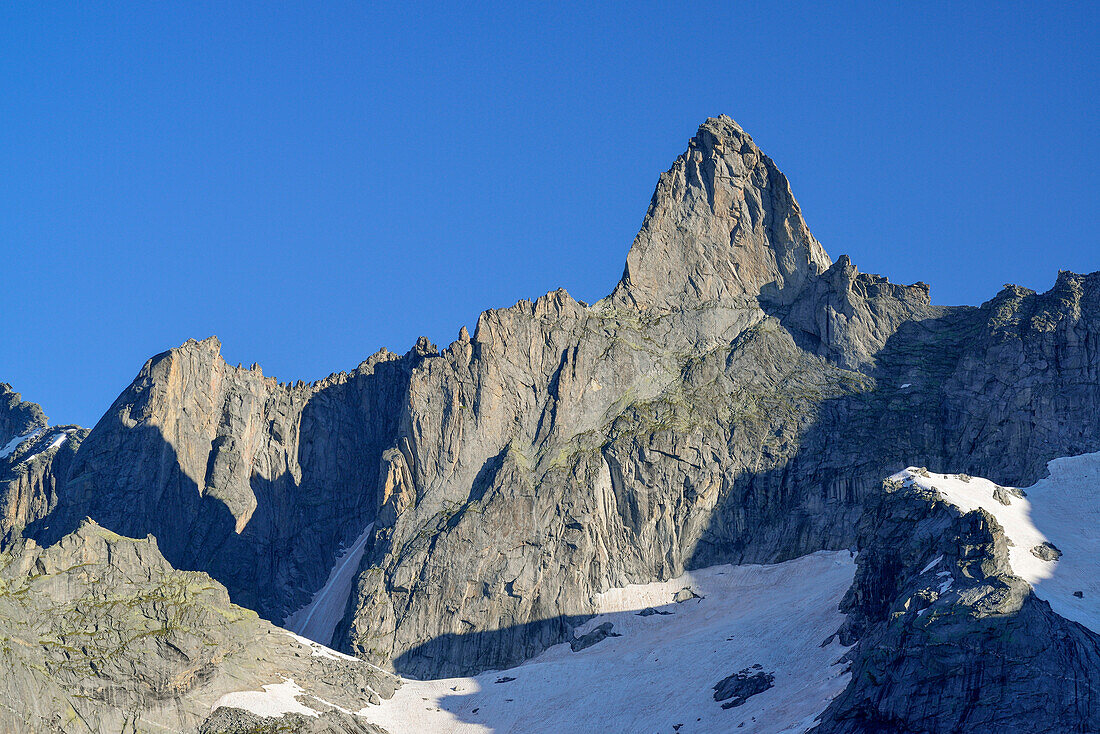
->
347, 129, 1099, 683
813, 479, 1100, 733
771, 254, 936, 371
0, 520, 398, 733
0, 383, 47, 442
24, 337, 430, 628
0, 385, 86, 544
2, 116, 1098, 688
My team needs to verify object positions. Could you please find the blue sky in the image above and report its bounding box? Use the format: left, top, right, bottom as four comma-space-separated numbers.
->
2, 2, 1097, 427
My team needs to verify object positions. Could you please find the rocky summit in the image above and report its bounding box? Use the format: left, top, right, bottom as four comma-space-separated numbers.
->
1, 116, 1098, 733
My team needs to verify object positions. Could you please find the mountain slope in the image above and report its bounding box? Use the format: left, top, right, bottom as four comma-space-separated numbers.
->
0, 384, 86, 545
366, 552, 855, 733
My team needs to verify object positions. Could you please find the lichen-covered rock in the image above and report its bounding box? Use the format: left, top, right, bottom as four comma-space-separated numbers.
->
0, 520, 398, 733
200, 707, 390, 734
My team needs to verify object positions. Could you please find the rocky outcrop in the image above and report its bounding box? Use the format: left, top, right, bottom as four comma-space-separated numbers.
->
612, 114, 832, 309
0, 386, 85, 543
0, 520, 397, 733
938, 270, 1100, 485
339, 118, 919, 677
771, 254, 938, 370
0, 383, 47, 443
23, 337, 430, 629
713, 667, 775, 709
200, 708, 391, 734
345, 218, 1099, 676
569, 621, 619, 652
813, 476, 1100, 733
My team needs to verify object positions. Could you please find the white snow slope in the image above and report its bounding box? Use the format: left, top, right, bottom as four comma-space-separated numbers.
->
367, 551, 854, 734
223, 552, 854, 733
284, 522, 375, 647
211, 453, 1100, 732
894, 451, 1100, 634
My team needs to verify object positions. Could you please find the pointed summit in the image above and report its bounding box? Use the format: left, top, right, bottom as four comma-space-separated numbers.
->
613, 115, 831, 309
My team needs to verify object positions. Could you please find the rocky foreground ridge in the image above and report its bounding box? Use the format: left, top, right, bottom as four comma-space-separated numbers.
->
1, 116, 1098, 732
0, 517, 396, 732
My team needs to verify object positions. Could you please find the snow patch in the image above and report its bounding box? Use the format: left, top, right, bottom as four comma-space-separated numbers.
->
920, 555, 943, 574
11, 432, 70, 465
936, 572, 953, 595
897, 452, 1100, 634
284, 632, 359, 662
213, 678, 319, 719
362, 551, 855, 733
285, 522, 375, 646
0, 430, 40, 459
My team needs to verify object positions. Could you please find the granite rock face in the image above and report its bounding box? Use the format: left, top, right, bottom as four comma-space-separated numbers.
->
612, 115, 832, 309
0, 383, 47, 441
341, 120, 1100, 677
0, 386, 86, 544
25, 337, 430, 627
0, 116, 1097, 731
0, 519, 397, 733
813, 478, 1100, 733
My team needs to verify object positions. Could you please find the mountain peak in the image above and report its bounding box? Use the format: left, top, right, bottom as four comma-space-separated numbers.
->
612, 116, 831, 309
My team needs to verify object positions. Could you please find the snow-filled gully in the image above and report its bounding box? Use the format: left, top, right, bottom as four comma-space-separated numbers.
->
284, 522, 375, 647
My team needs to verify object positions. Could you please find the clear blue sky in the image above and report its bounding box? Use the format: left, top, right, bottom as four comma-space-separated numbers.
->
2, 2, 1097, 428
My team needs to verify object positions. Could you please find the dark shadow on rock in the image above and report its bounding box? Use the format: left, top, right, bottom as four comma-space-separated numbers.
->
388, 275, 1100, 721
24, 352, 419, 628
376, 275, 1100, 680
468, 447, 507, 506
689, 274, 1100, 572
391, 613, 589, 678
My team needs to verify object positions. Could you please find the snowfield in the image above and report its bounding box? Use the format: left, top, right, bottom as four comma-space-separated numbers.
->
364, 551, 854, 734
214, 679, 320, 719
208, 452, 1100, 733
232, 554, 853, 730
0, 429, 40, 459
894, 451, 1100, 634
224, 552, 855, 732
